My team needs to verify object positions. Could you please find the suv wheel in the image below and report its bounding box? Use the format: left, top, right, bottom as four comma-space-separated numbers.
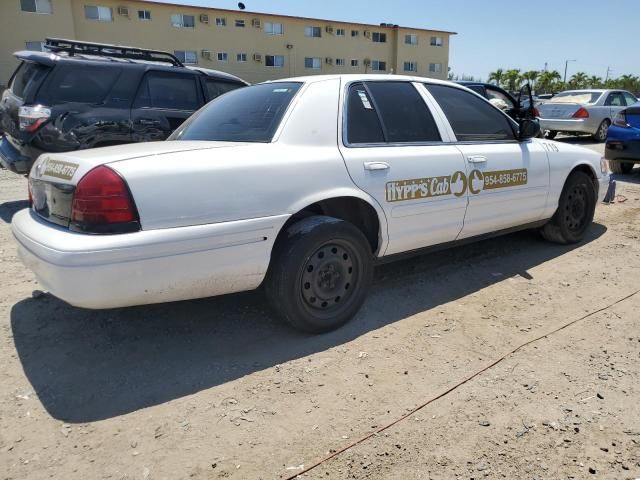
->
540, 171, 596, 244
265, 216, 373, 333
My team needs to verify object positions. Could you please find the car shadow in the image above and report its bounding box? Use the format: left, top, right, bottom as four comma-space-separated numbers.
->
554, 135, 602, 146
0, 200, 29, 223
11, 223, 607, 423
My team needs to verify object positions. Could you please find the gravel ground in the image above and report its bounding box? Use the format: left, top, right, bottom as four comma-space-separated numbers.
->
1, 138, 640, 480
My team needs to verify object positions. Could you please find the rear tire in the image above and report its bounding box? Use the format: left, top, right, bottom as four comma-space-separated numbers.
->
593, 120, 610, 142
540, 171, 596, 244
545, 130, 558, 140
620, 162, 634, 174
265, 216, 373, 333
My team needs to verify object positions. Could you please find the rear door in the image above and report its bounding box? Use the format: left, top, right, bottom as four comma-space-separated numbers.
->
131, 70, 203, 141
338, 80, 469, 256
424, 84, 549, 238
605, 91, 626, 118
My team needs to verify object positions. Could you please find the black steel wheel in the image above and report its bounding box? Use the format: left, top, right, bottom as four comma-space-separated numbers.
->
265, 216, 373, 333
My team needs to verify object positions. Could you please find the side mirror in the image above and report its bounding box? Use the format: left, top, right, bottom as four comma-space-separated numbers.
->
517, 83, 535, 119
518, 118, 541, 140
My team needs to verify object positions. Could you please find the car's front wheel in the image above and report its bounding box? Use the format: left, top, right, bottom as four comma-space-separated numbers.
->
540, 171, 596, 244
265, 216, 373, 333
593, 120, 610, 142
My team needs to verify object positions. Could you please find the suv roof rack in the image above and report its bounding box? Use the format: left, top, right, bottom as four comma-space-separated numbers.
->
44, 38, 185, 67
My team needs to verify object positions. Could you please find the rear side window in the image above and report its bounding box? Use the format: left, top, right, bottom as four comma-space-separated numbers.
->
426, 84, 515, 141
42, 65, 120, 104
135, 72, 199, 110
345, 83, 385, 144
204, 79, 244, 102
10, 62, 50, 99
170, 82, 301, 143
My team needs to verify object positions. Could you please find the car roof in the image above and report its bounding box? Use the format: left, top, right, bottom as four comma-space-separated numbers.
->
265, 74, 459, 87
14, 50, 247, 84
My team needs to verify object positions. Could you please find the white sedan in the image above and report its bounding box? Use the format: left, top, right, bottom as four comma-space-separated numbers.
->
12, 75, 609, 332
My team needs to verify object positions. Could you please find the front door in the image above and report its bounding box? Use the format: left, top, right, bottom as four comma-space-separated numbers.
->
424, 83, 549, 239
338, 80, 469, 256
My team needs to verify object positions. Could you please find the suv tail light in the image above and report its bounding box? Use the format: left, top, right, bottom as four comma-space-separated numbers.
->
71, 166, 140, 234
613, 111, 629, 128
572, 107, 589, 119
19, 105, 51, 133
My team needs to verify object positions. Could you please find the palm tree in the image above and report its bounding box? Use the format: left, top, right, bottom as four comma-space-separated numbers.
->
618, 74, 640, 92
488, 68, 504, 87
569, 72, 589, 89
537, 70, 562, 93
587, 76, 603, 88
503, 69, 522, 92
521, 70, 539, 90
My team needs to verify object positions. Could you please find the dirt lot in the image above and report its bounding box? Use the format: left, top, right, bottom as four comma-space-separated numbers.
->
1, 139, 640, 480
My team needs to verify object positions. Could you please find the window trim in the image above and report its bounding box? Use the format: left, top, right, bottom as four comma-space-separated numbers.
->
304, 26, 322, 37
217, 52, 228, 62
236, 52, 247, 63
304, 57, 321, 70
20, 0, 52, 14
235, 19, 245, 27
171, 13, 195, 28
430, 36, 444, 46
174, 50, 198, 65
215, 17, 226, 26
137, 9, 151, 20
84, 5, 113, 22
371, 31, 387, 43
265, 54, 285, 68
403, 61, 417, 73
405, 34, 418, 45
264, 22, 284, 35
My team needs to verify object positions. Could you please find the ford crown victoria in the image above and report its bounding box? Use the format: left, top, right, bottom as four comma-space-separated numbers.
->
12, 75, 609, 333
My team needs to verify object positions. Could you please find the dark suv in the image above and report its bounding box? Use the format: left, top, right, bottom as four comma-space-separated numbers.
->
0, 38, 248, 173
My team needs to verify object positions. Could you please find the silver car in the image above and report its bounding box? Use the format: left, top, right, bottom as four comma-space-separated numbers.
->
538, 89, 638, 141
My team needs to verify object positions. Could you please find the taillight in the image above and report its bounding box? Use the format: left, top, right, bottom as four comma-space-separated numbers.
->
71, 166, 140, 234
613, 111, 629, 128
19, 105, 51, 133
572, 107, 589, 119
533, 107, 540, 118
28, 176, 33, 207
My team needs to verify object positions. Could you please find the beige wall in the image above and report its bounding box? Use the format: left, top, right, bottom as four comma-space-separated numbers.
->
0, 0, 453, 86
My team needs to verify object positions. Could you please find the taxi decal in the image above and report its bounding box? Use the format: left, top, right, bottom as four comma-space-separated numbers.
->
386, 168, 527, 202
41, 159, 79, 181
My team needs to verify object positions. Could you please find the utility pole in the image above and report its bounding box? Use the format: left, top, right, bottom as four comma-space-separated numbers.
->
563, 59, 576, 84
605, 66, 613, 82
544, 62, 548, 72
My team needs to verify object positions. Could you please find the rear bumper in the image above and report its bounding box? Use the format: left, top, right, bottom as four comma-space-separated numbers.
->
12, 209, 289, 309
605, 126, 640, 161
539, 118, 595, 134
0, 135, 34, 173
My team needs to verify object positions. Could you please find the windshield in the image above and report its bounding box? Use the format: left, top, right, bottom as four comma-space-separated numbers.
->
548, 91, 602, 104
170, 82, 302, 143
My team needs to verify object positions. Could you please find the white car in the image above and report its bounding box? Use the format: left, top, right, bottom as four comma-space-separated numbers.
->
12, 75, 609, 333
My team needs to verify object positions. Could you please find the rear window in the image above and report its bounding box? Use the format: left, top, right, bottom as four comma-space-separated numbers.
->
204, 79, 244, 102
170, 82, 301, 143
10, 61, 50, 99
548, 91, 602, 104
41, 65, 121, 104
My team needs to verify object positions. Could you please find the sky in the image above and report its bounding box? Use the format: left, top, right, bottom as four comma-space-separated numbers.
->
148, 0, 640, 81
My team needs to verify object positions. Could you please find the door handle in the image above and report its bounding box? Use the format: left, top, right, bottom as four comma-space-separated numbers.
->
363, 161, 390, 171
467, 155, 487, 163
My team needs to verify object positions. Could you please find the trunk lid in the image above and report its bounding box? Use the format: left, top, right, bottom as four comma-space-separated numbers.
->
537, 102, 583, 119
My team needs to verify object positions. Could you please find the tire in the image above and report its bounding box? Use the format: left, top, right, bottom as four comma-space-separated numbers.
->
592, 119, 610, 142
545, 130, 558, 140
265, 215, 373, 333
540, 171, 596, 244
620, 162, 634, 174
609, 159, 633, 174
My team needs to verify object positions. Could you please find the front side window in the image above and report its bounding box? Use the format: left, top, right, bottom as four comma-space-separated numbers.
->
430, 36, 443, 46
404, 62, 417, 72
426, 84, 516, 141
138, 10, 151, 20
41, 64, 121, 104
171, 14, 194, 28
20, 0, 52, 14
605, 92, 625, 107
429, 63, 442, 73
304, 26, 322, 37
371, 60, 386, 71
135, 72, 199, 110
85, 5, 112, 21
265, 22, 283, 35
204, 80, 243, 102
215, 17, 226, 26
174, 50, 197, 65
265, 55, 284, 68
304, 57, 321, 69
170, 82, 301, 143
372, 32, 387, 43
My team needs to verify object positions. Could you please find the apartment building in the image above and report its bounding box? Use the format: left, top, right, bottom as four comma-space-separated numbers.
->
0, 0, 455, 87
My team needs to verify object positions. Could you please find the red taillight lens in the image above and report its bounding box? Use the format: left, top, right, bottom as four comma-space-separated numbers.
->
533, 107, 540, 118
19, 105, 51, 133
572, 107, 589, 119
71, 166, 139, 233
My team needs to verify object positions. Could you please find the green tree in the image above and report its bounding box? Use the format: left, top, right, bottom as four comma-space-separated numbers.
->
521, 70, 539, 90
503, 69, 522, 92
587, 76, 603, 88
487, 68, 504, 87
537, 70, 562, 93
569, 72, 589, 89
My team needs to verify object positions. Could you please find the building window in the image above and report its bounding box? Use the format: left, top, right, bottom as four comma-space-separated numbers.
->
372, 32, 386, 43
265, 55, 285, 68
171, 14, 195, 28
371, 60, 386, 71
351, 59, 359, 67
236, 53, 247, 62
404, 61, 417, 72
138, 10, 151, 20
25, 41, 44, 51
304, 57, 321, 69
351, 30, 359, 37
304, 26, 322, 37
215, 17, 226, 26
235, 19, 245, 27
336, 58, 345, 66
336, 28, 346, 36
405, 34, 417, 45
174, 50, 197, 65
430, 36, 443, 46
85, 5, 112, 21
429, 63, 442, 73
217, 52, 228, 62
264, 22, 283, 35
20, 0, 52, 14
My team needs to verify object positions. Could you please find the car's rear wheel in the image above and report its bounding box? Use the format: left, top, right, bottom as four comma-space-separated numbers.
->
265, 216, 373, 333
593, 120, 610, 142
545, 130, 558, 140
540, 171, 596, 244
